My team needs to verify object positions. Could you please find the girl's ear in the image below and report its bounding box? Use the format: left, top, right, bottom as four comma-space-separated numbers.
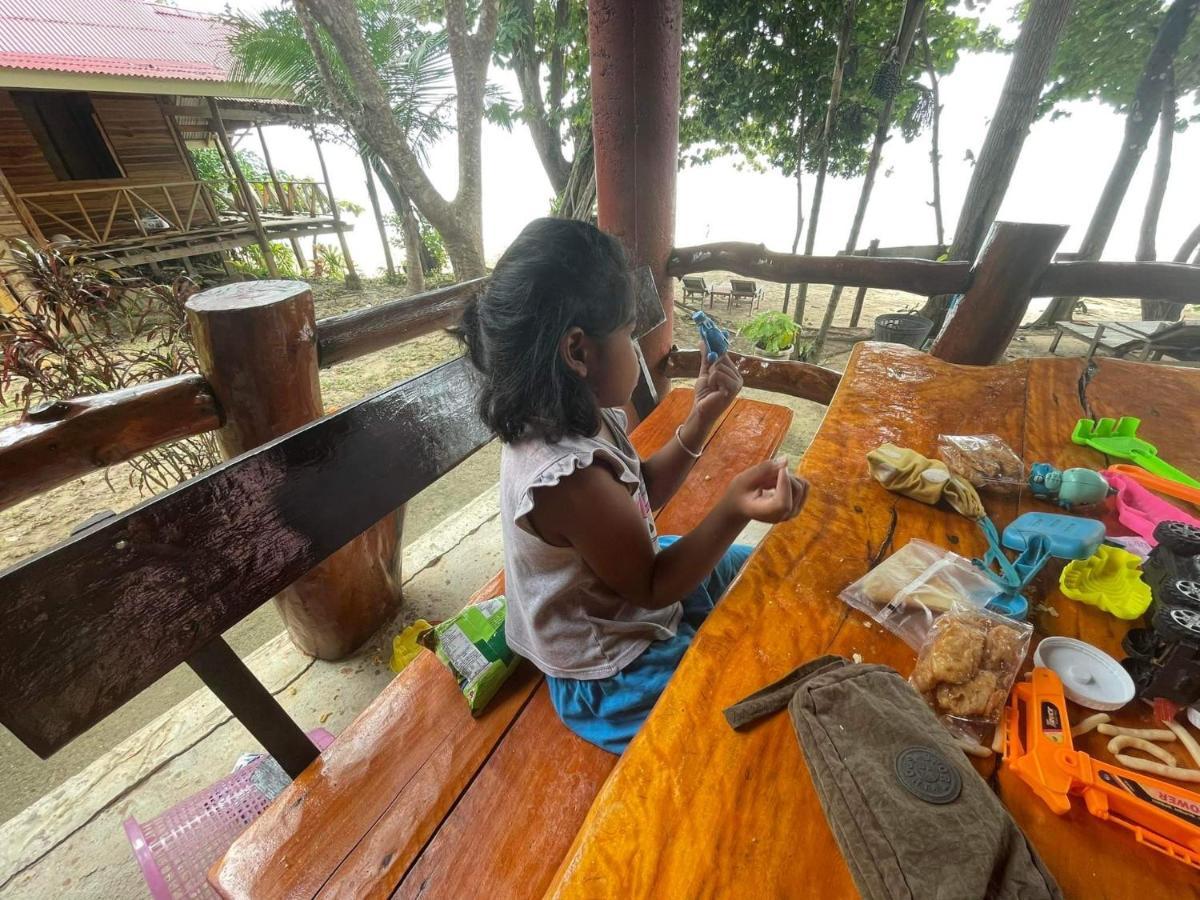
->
560, 327, 589, 378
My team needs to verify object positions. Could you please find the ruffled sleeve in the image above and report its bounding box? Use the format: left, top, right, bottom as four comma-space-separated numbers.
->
511, 445, 641, 537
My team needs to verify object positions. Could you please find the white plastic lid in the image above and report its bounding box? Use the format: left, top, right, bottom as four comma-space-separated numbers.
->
1033, 637, 1135, 711
1190, 705, 1200, 730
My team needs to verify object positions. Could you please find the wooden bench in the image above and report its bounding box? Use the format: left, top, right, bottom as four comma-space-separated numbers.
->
0, 348, 793, 898
210, 387, 792, 898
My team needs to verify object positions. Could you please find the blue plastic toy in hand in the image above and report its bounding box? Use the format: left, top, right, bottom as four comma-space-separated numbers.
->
692, 310, 730, 363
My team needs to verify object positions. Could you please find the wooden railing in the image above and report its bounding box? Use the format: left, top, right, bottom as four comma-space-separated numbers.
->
15, 178, 333, 247
5, 220, 1199, 515
17, 181, 221, 245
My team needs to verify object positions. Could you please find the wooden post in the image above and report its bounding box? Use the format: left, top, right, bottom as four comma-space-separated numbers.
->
590, 0, 681, 400
310, 129, 362, 289
208, 98, 279, 277
848, 238, 880, 328
930, 222, 1067, 366
362, 153, 396, 278
257, 124, 309, 277
186, 281, 402, 659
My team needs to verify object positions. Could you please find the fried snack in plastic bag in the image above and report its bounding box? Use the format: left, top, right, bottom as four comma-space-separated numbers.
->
910, 602, 1032, 729
418, 596, 521, 715
840, 540, 1002, 650
937, 434, 1024, 493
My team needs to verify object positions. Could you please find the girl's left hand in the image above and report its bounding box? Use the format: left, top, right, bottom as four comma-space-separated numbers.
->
693, 345, 743, 426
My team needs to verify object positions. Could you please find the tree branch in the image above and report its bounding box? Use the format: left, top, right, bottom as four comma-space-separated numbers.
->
512, 0, 571, 192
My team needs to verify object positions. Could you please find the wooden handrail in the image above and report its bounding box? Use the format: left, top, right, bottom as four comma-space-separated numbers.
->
671, 241, 1200, 303
0, 375, 220, 512
663, 348, 841, 406
668, 242, 972, 294
316, 277, 488, 368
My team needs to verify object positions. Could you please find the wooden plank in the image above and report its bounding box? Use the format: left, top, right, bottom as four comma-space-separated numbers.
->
546, 344, 1030, 898
668, 241, 971, 294
664, 348, 841, 406
213, 390, 708, 899
388, 397, 794, 900
1034, 259, 1200, 303
932, 222, 1067, 366
0, 357, 492, 757
0, 374, 220, 513
315, 279, 489, 368
994, 355, 1200, 899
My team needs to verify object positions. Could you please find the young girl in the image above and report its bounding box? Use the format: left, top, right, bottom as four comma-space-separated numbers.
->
460, 218, 808, 753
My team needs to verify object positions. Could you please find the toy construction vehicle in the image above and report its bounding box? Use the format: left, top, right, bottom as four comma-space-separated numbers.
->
1005, 667, 1200, 869
1122, 521, 1200, 722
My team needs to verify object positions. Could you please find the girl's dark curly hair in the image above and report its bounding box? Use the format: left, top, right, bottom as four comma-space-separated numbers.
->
458, 218, 634, 443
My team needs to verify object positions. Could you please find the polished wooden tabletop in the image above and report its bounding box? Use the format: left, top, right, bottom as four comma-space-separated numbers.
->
546, 342, 1200, 899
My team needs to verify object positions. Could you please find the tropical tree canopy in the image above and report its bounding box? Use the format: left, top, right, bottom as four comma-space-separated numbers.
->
679, 0, 995, 179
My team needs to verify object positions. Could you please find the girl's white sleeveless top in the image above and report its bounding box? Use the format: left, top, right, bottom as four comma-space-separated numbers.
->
499, 408, 680, 680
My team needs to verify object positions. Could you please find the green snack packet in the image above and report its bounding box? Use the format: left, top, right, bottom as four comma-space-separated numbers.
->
419, 596, 520, 715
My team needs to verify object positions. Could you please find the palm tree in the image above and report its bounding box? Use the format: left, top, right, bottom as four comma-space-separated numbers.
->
227, 0, 476, 282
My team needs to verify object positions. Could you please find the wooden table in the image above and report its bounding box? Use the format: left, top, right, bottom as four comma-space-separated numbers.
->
546, 342, 1200, 899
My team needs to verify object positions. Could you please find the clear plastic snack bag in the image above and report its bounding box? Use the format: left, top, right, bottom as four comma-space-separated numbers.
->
909, 601, 1033, 734
937, 434, 1024, 493
839, 539, 1002, 650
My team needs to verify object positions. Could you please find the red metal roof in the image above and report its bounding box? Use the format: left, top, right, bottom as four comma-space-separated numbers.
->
0, 0, 237, 83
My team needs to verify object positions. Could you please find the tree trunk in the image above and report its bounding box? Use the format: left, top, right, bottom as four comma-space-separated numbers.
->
371, 157, 425, 294
557, 126, 598, 220
782, 129, 805, 314
920, 0, 1074, 327
792, 0, 857, 325
811, 0, 925, 360
292, 0, 497, 279
1176, 221, 1200, 263
1137, 66, 1181, 321
922, 31, 945, 248
512, 0, 573, 195
1037, 0, 1198, 326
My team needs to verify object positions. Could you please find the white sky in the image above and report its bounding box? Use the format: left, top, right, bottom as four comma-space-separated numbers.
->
190, 1, 1200, 276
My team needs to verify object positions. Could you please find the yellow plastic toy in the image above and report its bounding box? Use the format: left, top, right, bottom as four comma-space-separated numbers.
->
1058, 545, 1151, 620
390, 619, 432, 673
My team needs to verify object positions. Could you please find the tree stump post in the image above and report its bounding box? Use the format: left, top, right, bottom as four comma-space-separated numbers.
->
930, 221, 1067, 366
186, 281, 402, 659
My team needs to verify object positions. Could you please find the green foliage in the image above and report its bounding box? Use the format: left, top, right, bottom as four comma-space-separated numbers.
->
312, 242, 347, 280
741, 311, 799, 353
230, 242, 301, 278
190, 147, 270, 182
491, 0, 593, 137
680, 1, 996, 178
0, 242, 218, 492
1038, 0, 1200, 121
419, 219, 448, 274
227, 1, 454, 160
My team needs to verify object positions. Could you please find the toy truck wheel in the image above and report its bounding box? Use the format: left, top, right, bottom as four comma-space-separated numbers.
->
1120, 656, 1153, 693
1154, 521, 1200, 556
1121, 627, 1159, 660
1161, 579, 1200, 612
1153, 604, 1200, 643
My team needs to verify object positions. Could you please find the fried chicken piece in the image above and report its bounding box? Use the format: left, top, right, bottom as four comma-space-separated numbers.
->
911, 653, 936, 693
927, 619, 985, 684
936, 670, 999, 718
982, 623, 1024, 674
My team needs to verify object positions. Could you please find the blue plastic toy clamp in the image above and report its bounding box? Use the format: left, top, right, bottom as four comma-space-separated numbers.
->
974, 512, 1106, 620
692, 310, 730, 363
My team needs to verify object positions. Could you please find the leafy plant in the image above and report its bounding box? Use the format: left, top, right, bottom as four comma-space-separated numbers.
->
312, 242, 347, 280
230, 242, 300, 278
0, 241, 219, 493
741, 312, 799, 354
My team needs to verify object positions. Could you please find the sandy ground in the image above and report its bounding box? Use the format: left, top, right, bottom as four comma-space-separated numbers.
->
0, 273, 1185, 820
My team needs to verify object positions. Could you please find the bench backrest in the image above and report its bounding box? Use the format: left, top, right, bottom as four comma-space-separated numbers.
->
729, 279, 757, 295
0, 357, 491, 760
682, 276, 707, 291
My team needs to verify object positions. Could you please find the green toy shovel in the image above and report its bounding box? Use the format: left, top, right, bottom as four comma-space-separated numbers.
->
1072, 417, 1200, 489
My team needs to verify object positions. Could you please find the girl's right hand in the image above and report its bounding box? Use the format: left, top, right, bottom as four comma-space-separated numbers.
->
723, 457, 809, 524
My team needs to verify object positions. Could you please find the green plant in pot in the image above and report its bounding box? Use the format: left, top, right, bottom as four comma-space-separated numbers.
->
741, 311, 799, 358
